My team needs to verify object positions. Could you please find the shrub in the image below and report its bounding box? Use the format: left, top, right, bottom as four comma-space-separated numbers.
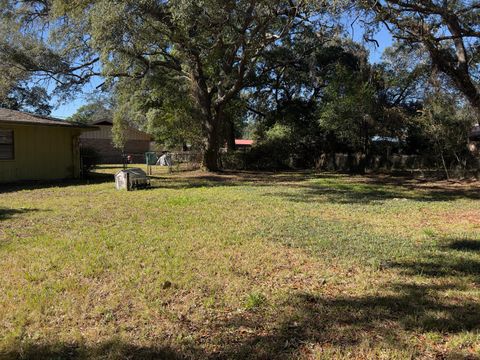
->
246, 124, 295, 170
80, 147, 100, 177
220, 151, 249, 170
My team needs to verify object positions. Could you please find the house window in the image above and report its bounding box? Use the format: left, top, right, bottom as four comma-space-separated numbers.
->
0, 129, 14, 160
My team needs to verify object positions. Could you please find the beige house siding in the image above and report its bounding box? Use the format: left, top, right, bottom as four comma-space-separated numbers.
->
0, 124, 83, 183
80, 138, 151, 163
79, 124, 152, 164
80, 125, 152, 141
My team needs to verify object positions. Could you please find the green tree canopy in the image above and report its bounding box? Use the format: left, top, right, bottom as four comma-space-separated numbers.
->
67, 99, 113, 124
1, 0, 324, 170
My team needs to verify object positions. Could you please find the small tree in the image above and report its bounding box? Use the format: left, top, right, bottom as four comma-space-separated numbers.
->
112, 111, 128, 154
419, 93, 476, 179
319, 63, 377, 173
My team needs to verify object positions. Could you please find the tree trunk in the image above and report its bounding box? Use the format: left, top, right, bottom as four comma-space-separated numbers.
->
189, 60, 221, 172
426, 41, 480, 115
439, 150, 450, 180
358, 119, 370, 175
225, 118, 236, 152
202, 115, 220, 171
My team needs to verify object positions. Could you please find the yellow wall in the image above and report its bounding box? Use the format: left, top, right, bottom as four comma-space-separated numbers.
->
0, 124, 83, 183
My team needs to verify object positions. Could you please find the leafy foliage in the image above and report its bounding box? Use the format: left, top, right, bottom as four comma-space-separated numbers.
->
80, 146, 100, 176
319, 64, 376, 152
0, 83, 52, 115
68, 99, 113, 124
114, 70, 202, 150
0, 0, 322, 169
1, 0, 478, 173
360, 0, 480, 112
418, 92, 477, 178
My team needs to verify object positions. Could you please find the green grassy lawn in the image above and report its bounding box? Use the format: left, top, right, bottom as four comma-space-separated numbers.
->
1, 166, 479, 359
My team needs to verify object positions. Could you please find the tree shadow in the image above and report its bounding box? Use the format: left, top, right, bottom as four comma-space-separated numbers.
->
212, 283, 480, 359
147, 171, 478, 204
3, 280, 477, 359
215, 237, 480, 358
0, 340, 203, 360
152, 171, 480, 205
391, 237, 480, 280
264, 179, 480, 205
149, 170, 320, 190
447, 239, 480, 252
3, 170, 476, 204
391, 257, 480, 279
1, 172, 478, 358
0, 173, 113, 194
0, 207, 41, 221
2, 237, 479, 359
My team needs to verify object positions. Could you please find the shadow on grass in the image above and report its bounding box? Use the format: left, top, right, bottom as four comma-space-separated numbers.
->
264, 180, 480, 205
447, 239, 480, 252
391, 238, 480, 281
215, 237, 480, 358
2, 170, 477, 205
146, 171, 479, 204
0, 207, 41, 221
1, 173, 478, 358
0, 173, 113, 194
4, 240, 479, 359
3, 279, 478, 359
148, 170, 320, 189
392, 257, 480, 279
216, 285, 480, 359
0, 341, 201, 360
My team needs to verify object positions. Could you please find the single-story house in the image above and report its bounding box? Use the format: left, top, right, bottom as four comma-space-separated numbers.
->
0, 108, 96, 183
79, 119, 153, 163
221, 139, 254, 152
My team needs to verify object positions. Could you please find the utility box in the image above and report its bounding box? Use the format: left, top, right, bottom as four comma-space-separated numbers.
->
115, 168, 150, 190
145, 152, 158, 166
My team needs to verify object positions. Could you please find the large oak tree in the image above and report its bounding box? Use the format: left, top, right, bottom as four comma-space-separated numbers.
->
1, 0, 316, 170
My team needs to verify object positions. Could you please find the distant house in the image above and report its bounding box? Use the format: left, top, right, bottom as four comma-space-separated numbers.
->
235, 139, 254, 149
79, 119, 153, 164
0, 108, 95, 183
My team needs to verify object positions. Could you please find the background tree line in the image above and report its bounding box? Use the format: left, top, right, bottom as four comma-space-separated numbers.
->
0, 0, 478, 174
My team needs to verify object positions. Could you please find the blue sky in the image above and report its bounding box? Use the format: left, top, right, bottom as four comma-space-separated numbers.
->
350, 24, 394, 63
50, 23, 393, 119
50, 77, 104, 119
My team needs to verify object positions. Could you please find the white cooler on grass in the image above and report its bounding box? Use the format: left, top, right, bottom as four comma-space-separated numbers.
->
115, 168, 150, 190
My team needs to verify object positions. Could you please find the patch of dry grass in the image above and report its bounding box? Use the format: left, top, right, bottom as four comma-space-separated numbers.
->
0, 166, 479, 359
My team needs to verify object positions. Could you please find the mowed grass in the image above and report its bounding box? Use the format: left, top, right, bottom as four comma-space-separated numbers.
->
1, 166, 479, 359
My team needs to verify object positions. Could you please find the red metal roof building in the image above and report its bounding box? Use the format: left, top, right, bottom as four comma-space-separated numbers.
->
235, 139, 254, 147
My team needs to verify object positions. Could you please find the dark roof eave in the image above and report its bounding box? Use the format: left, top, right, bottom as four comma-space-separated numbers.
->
0, 119, 98, 130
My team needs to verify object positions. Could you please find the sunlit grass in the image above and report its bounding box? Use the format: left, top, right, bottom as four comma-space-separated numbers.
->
0, 166, 479, 359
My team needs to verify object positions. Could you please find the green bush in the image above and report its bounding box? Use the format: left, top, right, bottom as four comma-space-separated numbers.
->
247, 124, 294, 170
220, 151, 249, 170
80, 147, 100, 177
